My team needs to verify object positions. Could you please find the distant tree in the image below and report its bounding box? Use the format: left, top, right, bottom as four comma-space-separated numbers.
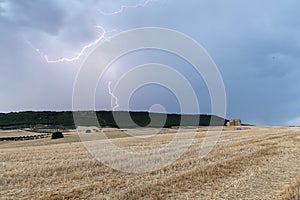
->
51, 132, 64, 139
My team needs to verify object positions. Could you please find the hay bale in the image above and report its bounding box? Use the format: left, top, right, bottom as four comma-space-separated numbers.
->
227, 119, 242, 127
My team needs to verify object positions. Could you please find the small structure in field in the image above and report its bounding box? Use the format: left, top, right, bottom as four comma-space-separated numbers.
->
226, 119, 242, 127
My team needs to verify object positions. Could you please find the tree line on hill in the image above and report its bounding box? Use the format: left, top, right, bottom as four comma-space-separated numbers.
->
0, 111, 228, 129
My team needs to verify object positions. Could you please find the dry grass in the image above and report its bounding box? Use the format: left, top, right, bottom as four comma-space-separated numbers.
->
0, 130, 42, 138
0, 126, 300, 199
280, 175, 300, 200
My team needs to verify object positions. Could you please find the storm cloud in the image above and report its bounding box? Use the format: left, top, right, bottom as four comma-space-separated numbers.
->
0, 0, 300, 125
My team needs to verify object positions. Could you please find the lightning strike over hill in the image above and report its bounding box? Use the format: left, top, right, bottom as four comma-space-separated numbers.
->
108, 81, 120, 111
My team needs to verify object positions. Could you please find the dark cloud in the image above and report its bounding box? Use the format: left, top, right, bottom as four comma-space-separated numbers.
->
0, 0, 66, 35
0, 0, 299, 125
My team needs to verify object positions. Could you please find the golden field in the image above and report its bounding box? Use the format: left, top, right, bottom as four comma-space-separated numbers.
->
0, 126, 300, 199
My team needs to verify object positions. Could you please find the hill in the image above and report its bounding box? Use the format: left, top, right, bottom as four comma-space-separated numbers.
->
0, 111, 227, 129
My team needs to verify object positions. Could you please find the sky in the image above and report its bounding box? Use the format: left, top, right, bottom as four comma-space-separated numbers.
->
0, 0, 300, 126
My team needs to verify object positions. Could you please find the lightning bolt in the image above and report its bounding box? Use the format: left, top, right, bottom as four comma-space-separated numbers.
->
26, 26, 119, 64
99, 0, 158, 15
108, 81, 120, 111
25, 39, 46, 58
26, 0, 160, 63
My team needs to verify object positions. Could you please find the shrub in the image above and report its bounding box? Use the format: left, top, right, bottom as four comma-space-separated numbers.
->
85, 130, 91, 133
51, 132, 64, 139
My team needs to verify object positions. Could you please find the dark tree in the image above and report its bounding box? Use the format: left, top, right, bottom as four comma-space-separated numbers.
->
51, 132, 64, 139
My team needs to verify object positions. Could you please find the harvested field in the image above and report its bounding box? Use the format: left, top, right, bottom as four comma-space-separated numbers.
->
0, 126, 299, 199
280, 175, 300, 200
0, 130, 42, 138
